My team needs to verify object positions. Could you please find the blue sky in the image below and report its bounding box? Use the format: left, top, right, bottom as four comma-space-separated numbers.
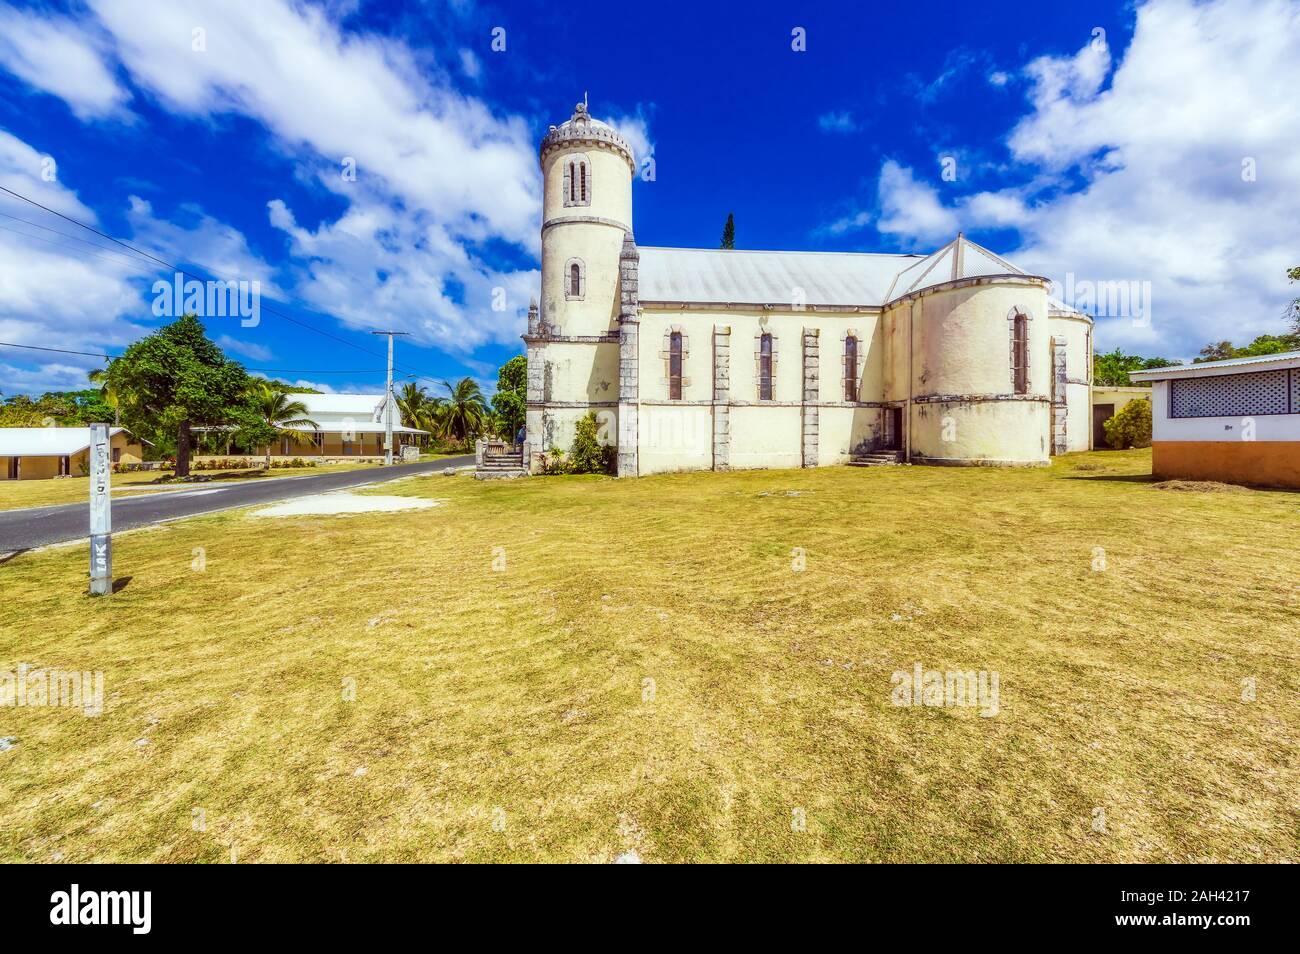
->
1, 0, 1297, 398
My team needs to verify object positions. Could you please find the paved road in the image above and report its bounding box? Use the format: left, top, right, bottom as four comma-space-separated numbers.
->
0, 456, 473, 555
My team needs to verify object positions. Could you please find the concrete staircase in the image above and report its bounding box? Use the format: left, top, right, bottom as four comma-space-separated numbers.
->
476, 445, 527, 480
848, 450, 902, 467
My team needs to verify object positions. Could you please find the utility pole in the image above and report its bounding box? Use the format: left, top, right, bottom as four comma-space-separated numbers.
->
371, 331, 410, 465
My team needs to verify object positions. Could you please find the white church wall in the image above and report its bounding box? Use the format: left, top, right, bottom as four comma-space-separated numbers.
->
1049, 313, 1094, 452
638, 404, 713, 474
729, 405, 802, 469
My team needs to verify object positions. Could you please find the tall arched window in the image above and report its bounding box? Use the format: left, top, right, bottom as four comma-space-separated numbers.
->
564, 258, 585, 300
1012, 312, 1029, 394
844, 335, 859, 401
563, 155, 591, 207
759, 333, 774, 401
669, 332, 683, 400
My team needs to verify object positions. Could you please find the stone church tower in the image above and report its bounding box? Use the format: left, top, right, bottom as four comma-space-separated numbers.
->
524, 101, 636, 469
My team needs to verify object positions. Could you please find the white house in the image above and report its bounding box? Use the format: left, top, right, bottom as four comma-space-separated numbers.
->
1129, 350, 1300, 488
257, 393, 427, 459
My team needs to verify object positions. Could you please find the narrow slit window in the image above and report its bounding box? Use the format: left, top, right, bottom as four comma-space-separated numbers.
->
570, 262, 581, 297
580, 163, 587, 202
1012, 314, 1029, 394
568, 162, 576, 202
669, 332, 683, 400
844, 335, 859, 401
759, 333, 774, 401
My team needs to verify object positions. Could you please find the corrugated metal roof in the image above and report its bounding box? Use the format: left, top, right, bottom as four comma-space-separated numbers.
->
638, 235, 1032, 308
0, 426, 129, 456
638, 247, 923, 307
884, 234, 1028, 302
1129, 349, 1300, 380
297, 394, 386, 418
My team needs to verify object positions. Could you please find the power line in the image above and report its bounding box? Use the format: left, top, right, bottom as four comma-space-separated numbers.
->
0, 184, 446, 382
0, 340, 385, 375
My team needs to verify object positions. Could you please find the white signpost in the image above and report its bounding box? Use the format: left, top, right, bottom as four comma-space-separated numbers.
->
88, 423, 112, 596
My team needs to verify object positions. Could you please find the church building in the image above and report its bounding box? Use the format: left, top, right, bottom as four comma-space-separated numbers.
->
524, 102, 1094, 477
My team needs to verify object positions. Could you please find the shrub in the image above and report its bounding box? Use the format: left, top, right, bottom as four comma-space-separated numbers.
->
1103, 398, 1152, 449
566, 412, 616, 475
539, 448, 567, 475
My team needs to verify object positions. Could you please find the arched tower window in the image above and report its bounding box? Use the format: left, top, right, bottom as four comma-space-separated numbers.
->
564, 258, 586, 300
668, 332, 683, 400
562, 154, 592, 208
759, 333, 774, 401
844, 335, 859, 401
1011, 311, 1029, 394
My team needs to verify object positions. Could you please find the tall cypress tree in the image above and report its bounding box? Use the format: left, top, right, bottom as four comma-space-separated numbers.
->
720, 212, 735, 250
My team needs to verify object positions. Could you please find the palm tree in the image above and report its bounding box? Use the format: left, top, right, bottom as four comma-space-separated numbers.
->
88, 365, 121, 425
396, 382, 446, 447
396, 382, 427, 428
253, 383, 318, 469
436, 377, 488, 445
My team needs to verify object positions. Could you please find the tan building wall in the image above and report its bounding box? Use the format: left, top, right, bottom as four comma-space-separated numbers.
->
1153, 441, 1300, 488
0, 432, 142, 480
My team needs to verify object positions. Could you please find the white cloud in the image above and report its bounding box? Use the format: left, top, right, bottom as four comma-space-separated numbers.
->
0, 7, 130, 119
84, 0, 540, 250
604, 107, 654, 168
266, 196, 538, 353
216, 335, 273, 362
0, 0, 550, 364
874, 160, 960, 245
987, 71, 1011, 87
0, 127, 281, 393
818, 110, 858, 134
824, 0, 1300, 356
1004, 0, 1300, 353
458, 48, 481, 80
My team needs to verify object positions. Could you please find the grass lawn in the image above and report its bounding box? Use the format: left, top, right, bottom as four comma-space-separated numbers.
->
0, 456, 464, 513
0, 449, 1295, 862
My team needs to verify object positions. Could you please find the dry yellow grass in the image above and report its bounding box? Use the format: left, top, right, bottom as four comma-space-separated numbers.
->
0, 449, 1295, 862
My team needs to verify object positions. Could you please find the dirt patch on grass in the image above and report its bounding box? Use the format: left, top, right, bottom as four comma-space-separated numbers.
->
1153, 479, 1251, 494
250, 492, 441, 517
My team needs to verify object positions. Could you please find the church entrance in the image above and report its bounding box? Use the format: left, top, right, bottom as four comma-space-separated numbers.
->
881, 407, 903, 451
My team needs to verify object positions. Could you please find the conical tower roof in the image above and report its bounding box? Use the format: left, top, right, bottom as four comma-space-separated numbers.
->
884, 233, 1030, 304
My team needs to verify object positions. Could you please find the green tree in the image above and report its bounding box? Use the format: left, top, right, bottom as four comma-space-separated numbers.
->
436, 377, 488, 444
1103, 398, 1152, 449
1288, 265, 1299, 333
87, 367, 121, 425
1092, 349, 1180, 387
242, 382, 319, 469
106, 315, 250, 477
1193, 333, 1300, 363
396, 381, 444, 446
1196, 341, 1236, 363
720, 212, 735, 250
491, 355, 527, 438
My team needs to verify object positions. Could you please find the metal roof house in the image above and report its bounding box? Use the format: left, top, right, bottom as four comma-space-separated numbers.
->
1130, 350, 1300, 488
200, 393, 429, 461
0, 426, 144, 480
